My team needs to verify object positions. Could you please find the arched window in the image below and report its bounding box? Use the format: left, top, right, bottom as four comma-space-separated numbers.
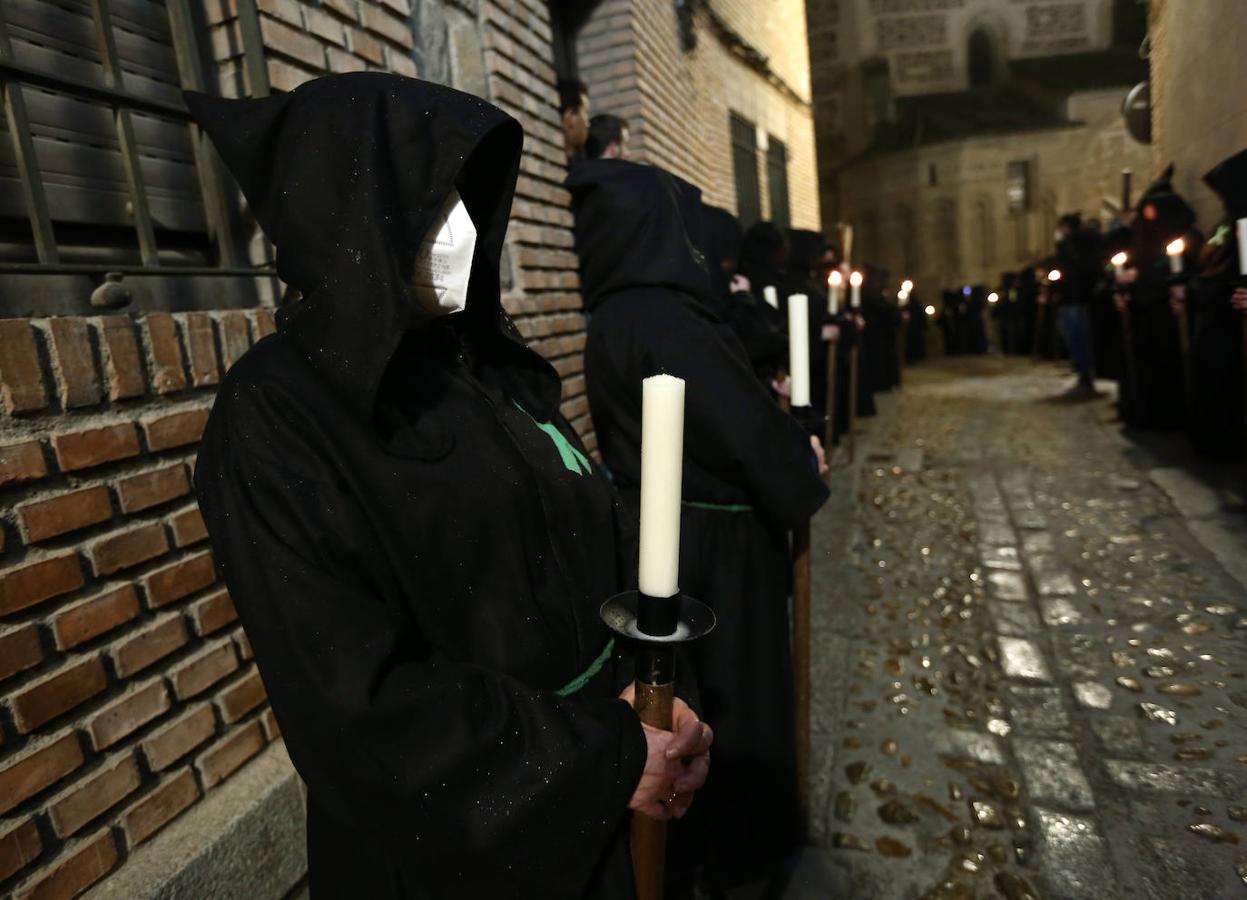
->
968, 29, 994, 86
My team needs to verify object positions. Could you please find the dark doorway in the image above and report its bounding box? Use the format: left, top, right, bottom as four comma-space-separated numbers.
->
968, 29, 994, 86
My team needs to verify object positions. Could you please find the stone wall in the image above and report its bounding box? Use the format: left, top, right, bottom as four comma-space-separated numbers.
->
0, 1, 598, 896
837, 88, 1152, 291
577, 0, 822, 230
1147, 0, 1247, 228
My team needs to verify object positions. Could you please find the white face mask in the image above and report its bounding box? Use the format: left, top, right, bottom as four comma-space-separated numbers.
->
411, 188, 477, 315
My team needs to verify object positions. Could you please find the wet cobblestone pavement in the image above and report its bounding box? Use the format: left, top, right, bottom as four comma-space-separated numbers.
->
805, 357, 1247, 900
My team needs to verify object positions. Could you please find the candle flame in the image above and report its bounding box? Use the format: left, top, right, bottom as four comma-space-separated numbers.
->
849, 271, 864, 287
1047, 269, 1062, 282
897, 290, 909, 304
901, 279, 914, 293
988, 292, 999, 304
924, 304, 936, 316
1166, 238, 1185, 256
829, 270, 843, 287
1111, 251, 1128, 266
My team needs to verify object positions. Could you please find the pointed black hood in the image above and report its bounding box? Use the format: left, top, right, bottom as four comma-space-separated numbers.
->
566, 159, 712, 311
1203, 148, 1247, 218
184, 73, 524, 417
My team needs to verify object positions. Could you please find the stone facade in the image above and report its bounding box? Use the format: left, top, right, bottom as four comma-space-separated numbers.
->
577, 0, 822, 230
0, 1, 599, 897
1147, 0, 1247, 228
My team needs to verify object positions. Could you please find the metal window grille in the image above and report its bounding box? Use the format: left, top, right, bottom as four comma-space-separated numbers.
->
730, 112, 759, 229
765, 135, 789, 231
0, 0, 271, 285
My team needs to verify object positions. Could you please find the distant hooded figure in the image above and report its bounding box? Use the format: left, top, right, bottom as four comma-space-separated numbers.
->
1188, 148, 1247, 457
186, 74, 712, 899
568, 158, 829, 893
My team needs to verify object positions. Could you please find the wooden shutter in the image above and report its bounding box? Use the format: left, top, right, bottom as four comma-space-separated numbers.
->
730, 112, 760, 228
766, 136, 789, 230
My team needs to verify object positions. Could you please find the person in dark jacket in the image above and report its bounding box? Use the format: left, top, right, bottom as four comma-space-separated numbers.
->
1184, 148, 1247, 458
1052, 213, 1104, 399
186, 74, 712, 900
568, 158, 829, 895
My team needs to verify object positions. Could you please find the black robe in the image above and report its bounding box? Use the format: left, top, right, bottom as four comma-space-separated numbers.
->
568, 159, 829, 889
186, 75, 650, 899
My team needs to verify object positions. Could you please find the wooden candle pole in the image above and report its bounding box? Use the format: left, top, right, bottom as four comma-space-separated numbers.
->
824, 331, 839, 470
847, 342, 859, 463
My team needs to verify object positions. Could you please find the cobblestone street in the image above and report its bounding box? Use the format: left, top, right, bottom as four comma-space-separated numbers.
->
802, 356, 1247, 900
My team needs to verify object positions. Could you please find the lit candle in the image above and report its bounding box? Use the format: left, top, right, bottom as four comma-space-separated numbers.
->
828, 270, 842, 315
1166, 238, 1185, 275
1238, 218, 1247, 277
763, 285, 779, 310
924, 304, 936, 317
901, 279, 914, 294
849, 271, 863, 309
1111, 251, 1128, 279
787, 294, 810, 408
987, 292, 999, 304
1047, 269, 1062, 284
638, 374, 685, 599
897, 290, 908, 307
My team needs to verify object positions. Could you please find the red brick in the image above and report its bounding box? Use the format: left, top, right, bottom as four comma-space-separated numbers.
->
348, 27, 383, 64
95, 315, 146, 400
142, 407, 210, 452
218, 669, 266, 723
88, 679, 171, 750
250, 308, 277, 339
48, 754, 141, 838
190, 588, 236, 635
45, 317, 102, 408
11, 656, 108, 733
0, 442, 48, 488
142, 313, 187, 394
17, 486, 113, 543
0, 553, 85, 616
87, 523, 169, 577
178, 313, 220, 388
16, 829, 117, 900
197, 720, 265, 788
0, 819, 42, 883
320, 0, 358, 21
0, 625, 42, 682
304, 6, 346, 46
359, 4, 409, 45
0, 732, 84, 815
142, 704, 216, 771
261, 707, 281, 741
171, 640, 238, 699
255, 0, 301, 25
0, 320, 48, 413
326, 45, 368, 73
51, 424, 140, 472
116, 465, 190, 513
143, 551, 215, 608
233, 628, 253, 661
216, 311, 251, 370
260, 16, 326, 67
52, 584, 140, 650
169, 504, 208, 548
120, 769, 199, 847
111, 614, 189, 678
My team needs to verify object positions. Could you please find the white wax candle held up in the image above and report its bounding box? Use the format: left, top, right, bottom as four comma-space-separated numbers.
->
787, 294, 811, 408
828, 270, 842, 315
637, 375, 685, 600
1167, 238, 1185, 275
763, 285, 779, 310
1111, 251, 1127, 279
1237, 218, 1247, 277
849, 271, 863, 309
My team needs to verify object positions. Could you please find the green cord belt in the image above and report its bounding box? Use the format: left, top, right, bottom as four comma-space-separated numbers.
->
557, 638, 615, 696
682, 499, 753, 512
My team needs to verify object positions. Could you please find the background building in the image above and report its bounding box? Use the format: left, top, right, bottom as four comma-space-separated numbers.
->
572, 0, 821, 231
807, 0, 1154, 292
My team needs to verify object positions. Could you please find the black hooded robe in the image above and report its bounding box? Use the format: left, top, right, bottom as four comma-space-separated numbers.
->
568, 160, 830, 890
186, 75, 653, 899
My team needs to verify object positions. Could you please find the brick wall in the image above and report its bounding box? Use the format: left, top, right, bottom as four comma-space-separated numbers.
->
577, 0, 822, 231
0, 310, 279, 897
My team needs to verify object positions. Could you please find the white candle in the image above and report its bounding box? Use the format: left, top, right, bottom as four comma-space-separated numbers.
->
849, 271, 863, 309
1111, 251, 1127, 279
638, 374, 685, 599
763, 285, 779, 310
787, 293, 810, 408
1237, 218, 1247, 277
828, 271, 841, 315
1166, 238, 1185, 275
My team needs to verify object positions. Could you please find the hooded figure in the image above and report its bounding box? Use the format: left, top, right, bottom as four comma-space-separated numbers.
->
1187, 148, 1247, 457
186, 74, 712, 899
568, 158, 829, 892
